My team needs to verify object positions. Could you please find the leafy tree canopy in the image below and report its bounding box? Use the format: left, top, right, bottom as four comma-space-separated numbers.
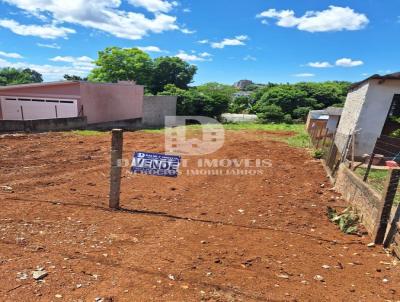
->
88, 47, 153, 85
159, 84, 229, 117
0, 67, 43, 86
64, 74, 87, 81
151, 56, 197, 94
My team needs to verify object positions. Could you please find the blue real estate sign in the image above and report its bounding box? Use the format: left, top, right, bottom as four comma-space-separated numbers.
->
131, 152, 181, 177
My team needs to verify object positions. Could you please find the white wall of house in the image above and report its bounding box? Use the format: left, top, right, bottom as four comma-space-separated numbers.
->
336, 79, 400, 156
0, 96, 78, 120
335, 82, 369, 154
356, 80, 400, 155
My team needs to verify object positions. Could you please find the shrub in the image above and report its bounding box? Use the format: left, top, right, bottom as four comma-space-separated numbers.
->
229, 96, 252, 113
283, 114, 293, 124
292, 107, 312, 121
327, 207, 359, 234
313, 149, 324, 159
257, 104, 284, 123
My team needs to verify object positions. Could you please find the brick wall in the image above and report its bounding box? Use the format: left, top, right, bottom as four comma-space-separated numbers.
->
335, 164, 382, 235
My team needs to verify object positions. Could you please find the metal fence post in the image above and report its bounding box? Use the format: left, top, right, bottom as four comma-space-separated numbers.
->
374, 168, 400, 244
109, 129, 123, 209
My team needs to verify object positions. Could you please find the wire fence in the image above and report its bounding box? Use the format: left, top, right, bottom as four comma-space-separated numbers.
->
308, 124, 400, 205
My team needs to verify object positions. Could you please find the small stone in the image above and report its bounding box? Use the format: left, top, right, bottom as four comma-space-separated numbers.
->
300, 280, 309, 285
382, 278, 389, 283
1, 185, 13, 192
238, 209, 245, 214
76, 284, 82, 288
55, 294, 62, 298
314, 275, 325, 282
17, 272, 28, 280
322, 265, 330, 269
32, 270, 48, 280
367, 243, 375, 248
277, 273, 289, 279
168, 274, 175, 281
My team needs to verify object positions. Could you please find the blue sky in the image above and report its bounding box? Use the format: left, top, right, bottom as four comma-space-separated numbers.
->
0, 0, 398, 84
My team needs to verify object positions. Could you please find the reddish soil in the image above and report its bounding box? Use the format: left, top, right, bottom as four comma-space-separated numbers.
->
0, 129, 399, 301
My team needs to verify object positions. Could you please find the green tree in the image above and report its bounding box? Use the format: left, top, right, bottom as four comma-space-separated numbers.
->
256, 85, 316, 115
0, 67, 43, 86
88, 47, 153, 85
229, 96, 253, 113
159, 84, 194, 115
292, 107, 312, 121
295, 81, 350, 107
159, 84, 229, 117
64, 74, 87, 81
197, 82, 237, 97
257, 104, 285, 123
150, 56, 197, 94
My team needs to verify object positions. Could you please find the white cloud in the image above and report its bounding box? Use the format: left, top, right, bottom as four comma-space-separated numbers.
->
293, 73, 315, 77
257, 6, 369, 32
137, 46, 166, 53
198, 39, 209, 44
211, 35, 248, 49
0, 50, 23, 59
199, 52, 212, 57
2, 0, 180, 40
243, 55, 257, 61
0, 19, 75, 39
181, 28, 196, 34
37, 42, 61, 49
0, 56, 94, 81
307, 61, 333, 68
128, 0, 177, 13
183, 8, 191, 13
50, 56, 93, 63
335, 58, 364, 67
175, 50, 211, 62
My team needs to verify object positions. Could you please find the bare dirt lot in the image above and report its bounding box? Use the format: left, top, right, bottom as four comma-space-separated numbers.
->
0, 129, 399, 301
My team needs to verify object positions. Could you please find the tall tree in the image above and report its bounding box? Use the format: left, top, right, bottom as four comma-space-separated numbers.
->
64, 74, 87, 81
151, 56, 197, 94
0, 67, 43, 86
88, 47, 153, 85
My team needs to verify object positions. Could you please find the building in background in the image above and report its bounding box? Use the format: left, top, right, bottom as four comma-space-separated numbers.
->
306, 107, 342, 135
233, 80, 253, 90
0, 81, 177, 131
0, 81, 143, 125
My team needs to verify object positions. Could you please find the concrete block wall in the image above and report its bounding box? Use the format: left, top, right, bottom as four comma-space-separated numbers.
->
335, 164, 382, 235
0, 116, 87, 133
142, 96, 177, 127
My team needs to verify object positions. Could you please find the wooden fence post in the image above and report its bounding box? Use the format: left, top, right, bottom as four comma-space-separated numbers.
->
363, 152, 375, 182
383, 204, 400, 248
109, 129, 123, 209
374, 168, 400, 244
